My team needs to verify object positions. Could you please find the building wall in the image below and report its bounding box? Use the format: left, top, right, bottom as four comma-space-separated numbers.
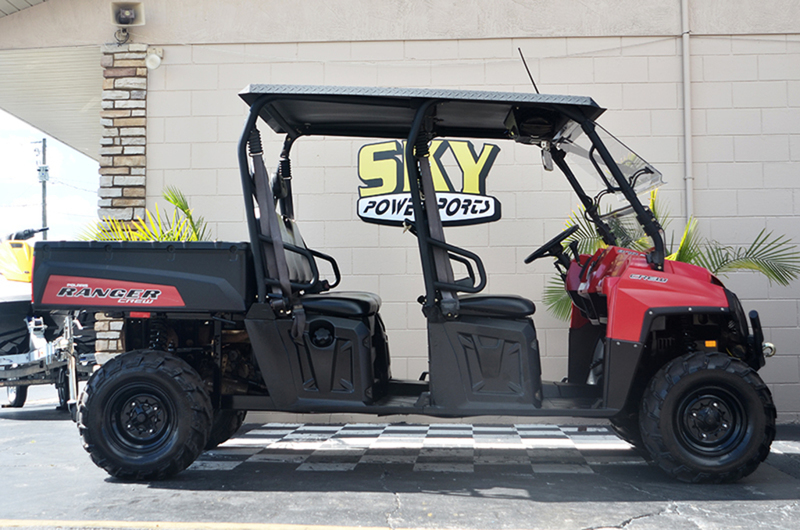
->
1, 0, 799, 419
145, 33, 800, 419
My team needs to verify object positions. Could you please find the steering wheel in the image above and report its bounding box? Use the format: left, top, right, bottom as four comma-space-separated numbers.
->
524, 225, 579, 264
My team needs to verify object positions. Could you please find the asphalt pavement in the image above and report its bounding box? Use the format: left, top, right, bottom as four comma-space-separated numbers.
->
1, 386, 799, 530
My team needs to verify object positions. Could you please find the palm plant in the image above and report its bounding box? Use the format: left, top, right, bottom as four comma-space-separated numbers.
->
543, 191, 800, 320
80, 186, 209, 242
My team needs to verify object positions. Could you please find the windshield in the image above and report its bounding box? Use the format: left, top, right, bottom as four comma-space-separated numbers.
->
556, 122, 663, 217
548, 121, 666, 251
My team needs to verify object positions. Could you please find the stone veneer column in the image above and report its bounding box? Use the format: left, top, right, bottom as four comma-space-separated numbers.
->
94, 43, 150, 360
99, 43, 148, 221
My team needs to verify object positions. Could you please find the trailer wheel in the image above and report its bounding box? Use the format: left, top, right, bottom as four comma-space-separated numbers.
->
56, 368, 69, 411
639, 352, 775, 483
205, 410, 247, 450
5, 385, 27, 408
78, 350, 212, 481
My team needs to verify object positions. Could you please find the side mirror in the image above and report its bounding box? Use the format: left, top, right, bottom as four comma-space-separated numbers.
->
541, 142, 553, 171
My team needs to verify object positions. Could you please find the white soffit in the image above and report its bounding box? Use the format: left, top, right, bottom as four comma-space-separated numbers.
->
0, 0, 43, 19
0, 46, 102, 161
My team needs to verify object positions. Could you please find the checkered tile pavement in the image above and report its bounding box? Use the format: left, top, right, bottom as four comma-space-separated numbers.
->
189, 424, 648, 474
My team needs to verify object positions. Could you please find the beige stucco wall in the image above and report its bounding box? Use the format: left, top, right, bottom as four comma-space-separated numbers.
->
1, 0, 800, 49
1, 0, 800, 420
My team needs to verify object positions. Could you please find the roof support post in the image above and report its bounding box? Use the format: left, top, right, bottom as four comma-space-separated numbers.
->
238, 95, 272, 304
404, 100, 439, 312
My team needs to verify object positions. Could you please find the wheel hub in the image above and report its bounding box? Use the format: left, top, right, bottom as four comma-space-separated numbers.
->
121, 395, 166, 441
677, 386, 747, 457
685, 397, 732, 443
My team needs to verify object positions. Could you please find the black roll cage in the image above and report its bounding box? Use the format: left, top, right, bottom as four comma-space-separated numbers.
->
237, 90, 666, 305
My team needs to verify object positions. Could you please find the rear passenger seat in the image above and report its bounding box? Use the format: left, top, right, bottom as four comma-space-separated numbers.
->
277, 215, 382, 317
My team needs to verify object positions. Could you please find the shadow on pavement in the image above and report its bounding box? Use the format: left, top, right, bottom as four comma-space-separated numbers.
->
0, 404, 72, 421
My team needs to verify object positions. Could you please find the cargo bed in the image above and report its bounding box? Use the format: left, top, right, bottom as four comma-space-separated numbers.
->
33, 241, 254, 314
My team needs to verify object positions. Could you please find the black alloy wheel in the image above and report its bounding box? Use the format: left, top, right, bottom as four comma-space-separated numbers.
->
78, 350, 212, 481
639, 352, 775, 483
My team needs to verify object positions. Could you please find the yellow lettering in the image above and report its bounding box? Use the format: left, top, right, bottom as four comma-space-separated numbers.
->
449, 141, 500, 196
358, 141, 403, 197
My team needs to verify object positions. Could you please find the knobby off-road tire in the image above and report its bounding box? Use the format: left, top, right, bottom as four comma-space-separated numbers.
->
78, 350, 212, 481
205, 410, 247, 450
5, 385, 27, 408
639, 352, 776, 483
609, 411, 644, 451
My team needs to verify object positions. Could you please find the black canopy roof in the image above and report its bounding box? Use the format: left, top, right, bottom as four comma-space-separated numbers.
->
239, 85, 604, 141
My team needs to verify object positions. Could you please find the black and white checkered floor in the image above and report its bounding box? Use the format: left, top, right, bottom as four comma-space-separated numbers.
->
190, 423, 648, 474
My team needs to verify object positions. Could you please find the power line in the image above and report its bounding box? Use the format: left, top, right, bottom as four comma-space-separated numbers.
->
50, 180, 96, 193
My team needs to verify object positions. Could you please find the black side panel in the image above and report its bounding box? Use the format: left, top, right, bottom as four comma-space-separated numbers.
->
428, 317, 541, 411
277, 315, 377, 403
568, 321, 606, 384
244, 305, 297, 408
604, 339, 643, 411
246, 303, 381, 410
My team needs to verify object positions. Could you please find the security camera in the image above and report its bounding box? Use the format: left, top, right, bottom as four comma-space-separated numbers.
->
110, 2, 146, 27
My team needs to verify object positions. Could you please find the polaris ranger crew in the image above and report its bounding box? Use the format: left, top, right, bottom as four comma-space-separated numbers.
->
32, 85, 776, 483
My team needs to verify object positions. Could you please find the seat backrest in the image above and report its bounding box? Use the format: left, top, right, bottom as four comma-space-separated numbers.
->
417, 156, 459, 315
278, 215, 315, 286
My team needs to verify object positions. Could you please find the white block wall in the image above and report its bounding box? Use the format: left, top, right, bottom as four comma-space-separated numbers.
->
146, 35, 800, 420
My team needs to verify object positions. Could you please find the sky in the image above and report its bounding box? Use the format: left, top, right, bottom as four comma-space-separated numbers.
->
0, 109, 99, 242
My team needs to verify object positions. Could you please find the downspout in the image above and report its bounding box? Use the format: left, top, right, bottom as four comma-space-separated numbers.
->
681, 0, 694, 222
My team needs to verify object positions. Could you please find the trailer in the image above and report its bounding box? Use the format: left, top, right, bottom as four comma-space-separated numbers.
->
1, 230, 95, 409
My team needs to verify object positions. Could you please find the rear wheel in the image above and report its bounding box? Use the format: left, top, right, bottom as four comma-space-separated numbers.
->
78, 350, 212, 481
639, 352, 775, 483
5, 385, 27, 408
205, 410, 247, 450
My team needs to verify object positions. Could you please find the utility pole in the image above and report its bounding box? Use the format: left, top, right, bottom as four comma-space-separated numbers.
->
35, 138, 49, 240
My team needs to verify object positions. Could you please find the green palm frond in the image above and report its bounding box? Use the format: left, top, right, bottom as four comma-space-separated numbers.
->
667, 218, 702, 264
163, 185, 209, 241
565, 209, 606, 255
79, 217, 138, 241
697, 230, 800, 286
543, 275, 573, 322
79, 187, 210, 242
648, 189, 671, 233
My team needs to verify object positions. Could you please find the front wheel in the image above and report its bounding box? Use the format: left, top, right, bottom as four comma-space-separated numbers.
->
5, 385, 28, 408
78, 350, 212, 481
639, 352, 776, 483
